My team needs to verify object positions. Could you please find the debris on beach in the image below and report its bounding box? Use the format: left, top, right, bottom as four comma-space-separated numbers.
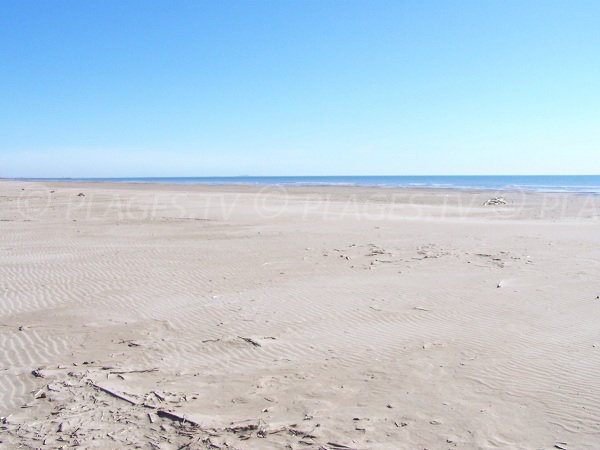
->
77, 192, 85, 197
484, 197, 507, 206
1, 366, 351, 448
31, 369, 47, 378
238, 336, 262, 347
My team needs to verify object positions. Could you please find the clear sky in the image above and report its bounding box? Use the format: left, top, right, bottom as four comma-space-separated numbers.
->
1, 0, 599, 177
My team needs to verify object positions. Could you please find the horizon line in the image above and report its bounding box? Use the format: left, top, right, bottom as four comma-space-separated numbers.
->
3, 174, 600, 180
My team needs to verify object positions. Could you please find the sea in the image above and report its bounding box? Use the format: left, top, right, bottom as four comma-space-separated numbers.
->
15, 175, 600, 194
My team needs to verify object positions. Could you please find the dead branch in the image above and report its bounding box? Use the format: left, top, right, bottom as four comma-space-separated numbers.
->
109, 368, 158, 375
238, 336, 261, 347
90, 383, 138, 405
156, 409, 199, 426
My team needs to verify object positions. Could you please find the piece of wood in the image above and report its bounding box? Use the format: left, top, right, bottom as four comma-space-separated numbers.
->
91, 383, 138, 405
327, 443, 354, 449
238, 336, 261, 347
109, 368, 158, 375
156, 409, 199, 426
226, 423, 258, 433
152, 391, 166, 401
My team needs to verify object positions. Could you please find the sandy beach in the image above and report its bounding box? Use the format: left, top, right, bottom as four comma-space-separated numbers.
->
1, 180, 599, 449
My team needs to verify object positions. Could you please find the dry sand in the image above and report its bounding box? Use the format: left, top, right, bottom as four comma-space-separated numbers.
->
1, 180, 599, 449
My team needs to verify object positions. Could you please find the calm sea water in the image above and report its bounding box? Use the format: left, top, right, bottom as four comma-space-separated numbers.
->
20, 175, 600, 193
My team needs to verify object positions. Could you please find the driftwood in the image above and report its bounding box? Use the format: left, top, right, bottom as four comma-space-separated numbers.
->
152, 391, 166, 401
201, 437, 222, 448
287, 427, 317, 439
91, 383, 138, 405
238, 336, 261, 347
156, 409, 199, 426
226, 423, 258, 433
33, 389, 46, 399
90, 382, 203, 429
326, 443, 355, 449
109, 368, 158, 375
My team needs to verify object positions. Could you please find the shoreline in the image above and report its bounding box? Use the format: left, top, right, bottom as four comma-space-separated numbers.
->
2, 176, 600, 195
3, 178, 600, 197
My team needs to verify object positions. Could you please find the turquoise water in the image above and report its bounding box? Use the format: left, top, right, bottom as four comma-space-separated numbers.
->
18, 175, 600, 193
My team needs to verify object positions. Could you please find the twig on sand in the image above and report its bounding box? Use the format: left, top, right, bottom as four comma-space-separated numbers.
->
288, 427, 317, 439
327, 442, 355, 449
152, 391, 166, 401
226, 423, 259, 433
109, 368, 158, 375
238, 336, 261, 347
90, 383, 138, 405
156, 409, 199, 426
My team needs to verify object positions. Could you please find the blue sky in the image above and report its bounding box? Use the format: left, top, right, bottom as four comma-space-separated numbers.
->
1, 0, 599, 177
